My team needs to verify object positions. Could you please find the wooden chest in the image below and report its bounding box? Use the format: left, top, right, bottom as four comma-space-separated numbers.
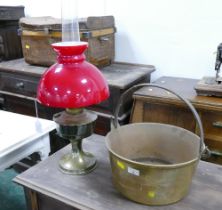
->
0, 6, 24, 61
19, 16, 115, 67
131, 76, 222, 165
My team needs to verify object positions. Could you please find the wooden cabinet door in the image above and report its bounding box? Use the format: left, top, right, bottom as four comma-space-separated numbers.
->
131, 100, 196, 132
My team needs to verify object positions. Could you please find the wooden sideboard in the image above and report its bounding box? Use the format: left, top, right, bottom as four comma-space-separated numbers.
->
131, 76, 222, 165
0, 59, 155, 136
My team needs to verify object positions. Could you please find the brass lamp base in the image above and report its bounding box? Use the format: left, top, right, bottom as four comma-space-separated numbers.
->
59, 149, 96, 175
53, 108, 97, 175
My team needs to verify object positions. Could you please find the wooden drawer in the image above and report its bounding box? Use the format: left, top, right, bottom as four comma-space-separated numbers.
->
0, 72, 39, 97
200, 110, 222, 142
144, 103, 196, 131
131, 100, 196, 132
200, 110, 222, 164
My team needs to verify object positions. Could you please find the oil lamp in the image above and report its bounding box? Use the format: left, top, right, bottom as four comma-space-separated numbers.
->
37, 0, 109, 174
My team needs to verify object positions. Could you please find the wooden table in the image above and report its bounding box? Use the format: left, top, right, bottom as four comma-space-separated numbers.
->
0, 110, 56, 171
14, 134, 222, 210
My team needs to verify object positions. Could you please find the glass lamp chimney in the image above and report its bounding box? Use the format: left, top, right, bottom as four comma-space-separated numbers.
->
61, 0, 80, 42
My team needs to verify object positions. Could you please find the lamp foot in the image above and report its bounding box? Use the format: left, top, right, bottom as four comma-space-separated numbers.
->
59, 151, 97, 175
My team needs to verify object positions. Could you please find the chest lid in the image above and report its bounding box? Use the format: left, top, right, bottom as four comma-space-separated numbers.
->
19, 16, 115, 32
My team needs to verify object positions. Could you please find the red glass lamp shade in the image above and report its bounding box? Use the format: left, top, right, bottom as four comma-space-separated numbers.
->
37, 41, 109, 108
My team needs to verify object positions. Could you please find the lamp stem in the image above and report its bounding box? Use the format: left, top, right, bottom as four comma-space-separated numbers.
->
71, 138, 82, 155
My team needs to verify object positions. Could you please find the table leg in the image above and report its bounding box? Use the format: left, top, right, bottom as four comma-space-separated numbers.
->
38, 134, 50, 161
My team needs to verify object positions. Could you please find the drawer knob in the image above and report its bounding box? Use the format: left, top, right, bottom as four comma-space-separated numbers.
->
15, 82, 24, 89
212, 121, 222, 128
210, 150, 222, 158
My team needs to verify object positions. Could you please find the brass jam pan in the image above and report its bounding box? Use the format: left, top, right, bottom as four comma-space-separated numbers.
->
105, 83, 208, 205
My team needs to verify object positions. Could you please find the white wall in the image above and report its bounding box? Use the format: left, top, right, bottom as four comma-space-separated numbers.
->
1, 0, 222, 81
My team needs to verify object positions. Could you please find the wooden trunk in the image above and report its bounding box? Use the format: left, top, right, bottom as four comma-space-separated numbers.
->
0, 6, 24, 61
19, 16, 115, 67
